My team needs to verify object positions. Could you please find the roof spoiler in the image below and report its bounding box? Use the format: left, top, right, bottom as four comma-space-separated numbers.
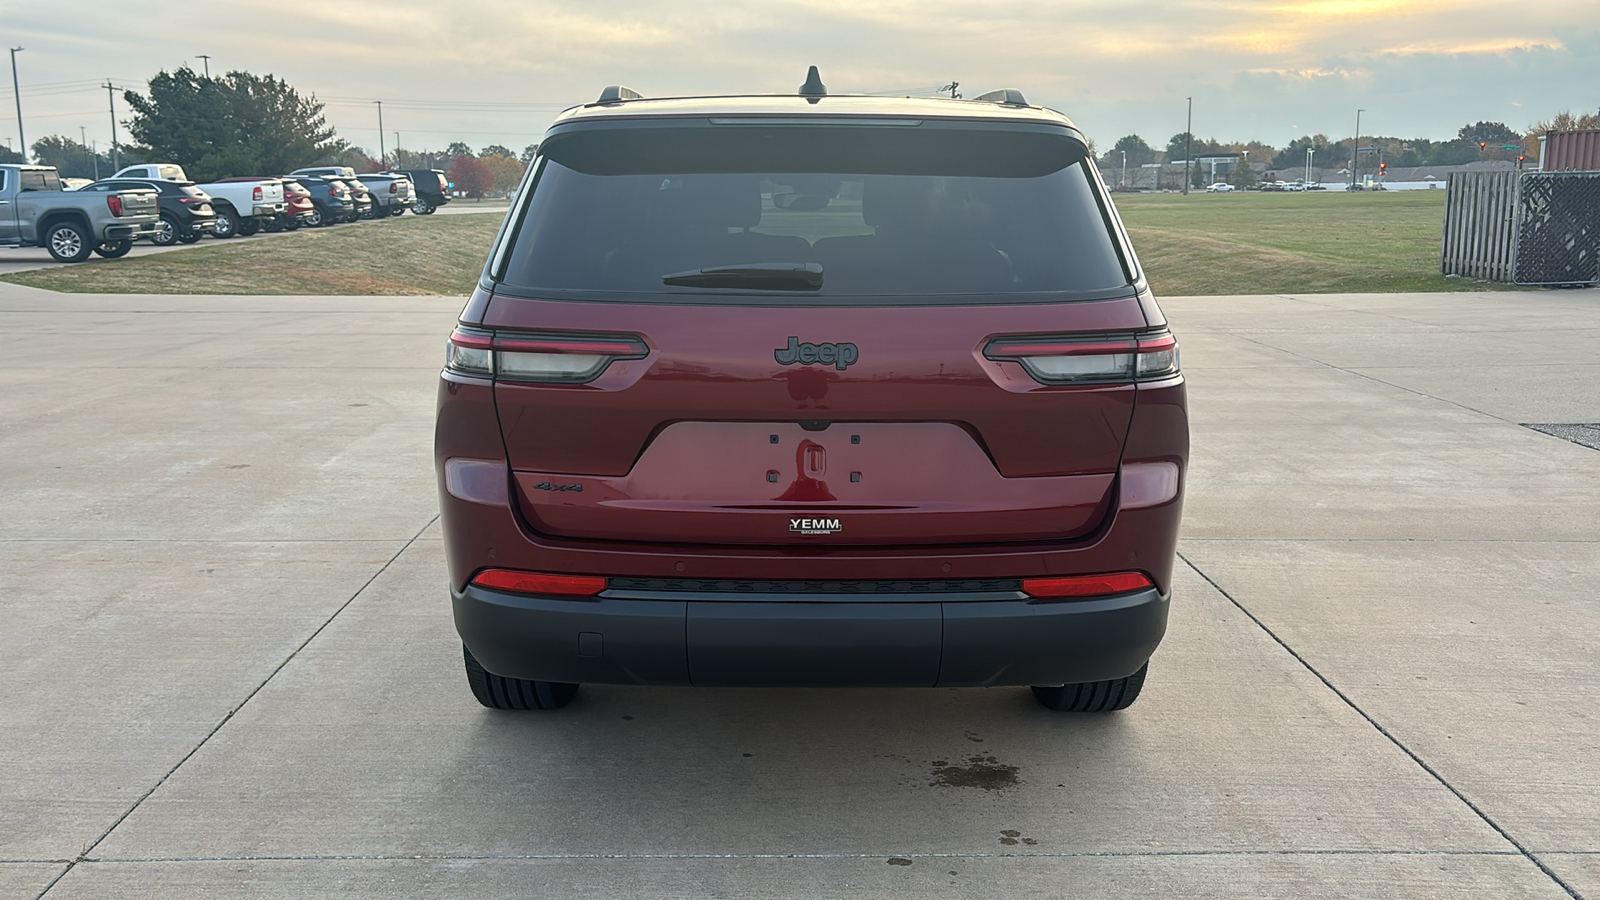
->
597, 85, 643, 103
973, 88, 1030, 107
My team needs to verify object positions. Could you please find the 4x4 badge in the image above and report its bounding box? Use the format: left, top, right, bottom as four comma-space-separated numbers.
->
775, 336, 859, 371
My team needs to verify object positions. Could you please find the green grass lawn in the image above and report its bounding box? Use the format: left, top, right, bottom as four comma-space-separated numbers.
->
2, 213, 502, 296
1114, 189, 1495, 295
2, 189, 1502, 297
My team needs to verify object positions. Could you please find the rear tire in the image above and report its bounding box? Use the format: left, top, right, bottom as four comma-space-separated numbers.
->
45, 221, 93, 262
390, 205, 405, 217
238, 219, 261, 237
1032, 663, 1148, 712
463, 645, 578, 710
304, 206, 325, 228
411, 198, 430, 215
177, 229, 202, 244
93, 239, 132, 259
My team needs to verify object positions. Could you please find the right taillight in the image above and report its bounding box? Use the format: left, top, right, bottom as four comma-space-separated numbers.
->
444, 326, 649, 383
984, 330, 1179, 385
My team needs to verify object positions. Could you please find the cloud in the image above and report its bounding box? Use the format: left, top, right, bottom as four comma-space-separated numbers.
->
1, 0, 1595, 156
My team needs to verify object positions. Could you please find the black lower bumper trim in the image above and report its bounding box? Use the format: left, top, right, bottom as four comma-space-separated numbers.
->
454, 585, 1168, 688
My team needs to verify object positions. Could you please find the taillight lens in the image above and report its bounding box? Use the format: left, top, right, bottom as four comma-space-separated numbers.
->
106, 195, 123, 216
472, 569, 607, 596
1022, 572, 1153, 600
253, 186, 263, 201
389, 183, 398, 194
444, 327, 493, 377
444, 326, 649, 383
985, 330, 1179, 385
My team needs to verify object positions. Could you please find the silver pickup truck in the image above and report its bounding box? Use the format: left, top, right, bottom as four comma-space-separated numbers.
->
0, 165, 160, 261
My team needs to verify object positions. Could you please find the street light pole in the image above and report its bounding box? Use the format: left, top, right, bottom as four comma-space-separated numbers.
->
1183, 96, 1192, 195
196, 55, 211, 78
1306, 147, 1314, 186
375, 101, 385, 167
394, 132, 402, 170
10, 47, 24, 162
1351, 109, 1363, 190
1120, 150, 1126, 188
104, 81, 120, 171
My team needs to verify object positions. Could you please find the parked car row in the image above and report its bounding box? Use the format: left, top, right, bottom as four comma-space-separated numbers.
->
5, 160, 453, 263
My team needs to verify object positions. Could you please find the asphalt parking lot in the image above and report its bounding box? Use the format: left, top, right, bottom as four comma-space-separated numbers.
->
1, 283, 1596, 899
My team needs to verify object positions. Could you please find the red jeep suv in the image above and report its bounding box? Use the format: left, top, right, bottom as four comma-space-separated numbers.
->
436, 74, 1187, 713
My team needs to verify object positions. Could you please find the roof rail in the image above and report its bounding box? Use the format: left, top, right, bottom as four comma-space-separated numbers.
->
973, 88, 1030, 107
597, 85, 643, 103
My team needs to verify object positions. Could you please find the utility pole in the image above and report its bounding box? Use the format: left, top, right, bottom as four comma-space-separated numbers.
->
1182, 96, 1192, 195
375, 100, 385, 167
80, 125, 89, 175
104, 81, 120, 171
394, 132, 402, 169
1120, 150, 1126, 188
10, 47, 24, 162
197, 55, 211, 78
1350, 109, 1363, 190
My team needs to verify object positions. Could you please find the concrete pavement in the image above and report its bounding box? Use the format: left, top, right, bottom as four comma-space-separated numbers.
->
0, 284, 1595, 898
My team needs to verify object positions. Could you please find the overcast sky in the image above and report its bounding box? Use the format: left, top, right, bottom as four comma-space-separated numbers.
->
3, 0, 1596, 157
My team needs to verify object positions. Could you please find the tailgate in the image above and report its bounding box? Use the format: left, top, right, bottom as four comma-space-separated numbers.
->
489, 296, 1147, 547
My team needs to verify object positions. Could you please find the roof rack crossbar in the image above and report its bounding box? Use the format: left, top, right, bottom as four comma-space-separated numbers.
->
597, 85, 643, 103
973, 88, 1030, 107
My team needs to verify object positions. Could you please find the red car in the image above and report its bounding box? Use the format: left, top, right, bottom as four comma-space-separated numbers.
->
436, 74, 1187, 712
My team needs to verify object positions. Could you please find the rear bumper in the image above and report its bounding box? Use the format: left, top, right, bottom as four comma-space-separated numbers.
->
104, 221, 157, 240
454, 584, 1167, 687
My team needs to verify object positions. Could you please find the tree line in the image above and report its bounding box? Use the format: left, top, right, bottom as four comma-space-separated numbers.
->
1099, 112, 1599, 182
8, 67, 535, 196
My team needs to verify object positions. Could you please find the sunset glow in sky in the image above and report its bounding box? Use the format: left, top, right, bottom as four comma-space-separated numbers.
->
4, 0, 1595, 155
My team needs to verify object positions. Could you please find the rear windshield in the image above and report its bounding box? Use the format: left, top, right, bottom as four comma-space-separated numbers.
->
496, 124, 1132, 300
19, 170, 63, 192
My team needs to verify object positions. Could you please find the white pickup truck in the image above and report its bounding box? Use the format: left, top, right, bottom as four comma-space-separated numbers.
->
110, 164, 286, 237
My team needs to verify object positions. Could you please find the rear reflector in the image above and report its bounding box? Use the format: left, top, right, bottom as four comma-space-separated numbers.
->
1022, 572, 1153, 599
985, 330, 1179, 385
471, 569, 607, 596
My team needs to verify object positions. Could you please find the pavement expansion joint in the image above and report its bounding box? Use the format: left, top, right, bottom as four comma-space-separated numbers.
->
1224, 331, 1515, 425
1177, 552, 1583, 900
30, 515, 441, 900
70, 849, 1530, 864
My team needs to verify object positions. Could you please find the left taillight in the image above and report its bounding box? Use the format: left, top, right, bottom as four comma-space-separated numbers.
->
445, 326, 648, 383
106, 195, 123, 216
984, 329, 1179, 385
253, 185, 264, 201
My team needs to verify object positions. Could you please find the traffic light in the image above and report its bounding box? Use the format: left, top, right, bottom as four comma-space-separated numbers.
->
1379, 161, 1387, 177
1479, 142, 1487, 151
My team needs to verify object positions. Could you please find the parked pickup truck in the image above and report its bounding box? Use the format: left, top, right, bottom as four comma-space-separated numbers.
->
353, 172, 414, 217
111, 163, 286, 238
0, 164, 159, 262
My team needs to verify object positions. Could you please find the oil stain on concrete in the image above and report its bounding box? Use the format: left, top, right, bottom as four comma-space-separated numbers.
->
928, 754, 1020, 790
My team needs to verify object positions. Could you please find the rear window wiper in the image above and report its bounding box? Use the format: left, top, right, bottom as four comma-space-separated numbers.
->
662, 262, 823, 291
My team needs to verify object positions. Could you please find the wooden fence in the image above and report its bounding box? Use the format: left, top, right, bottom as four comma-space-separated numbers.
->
1440, 172, 1518, 282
